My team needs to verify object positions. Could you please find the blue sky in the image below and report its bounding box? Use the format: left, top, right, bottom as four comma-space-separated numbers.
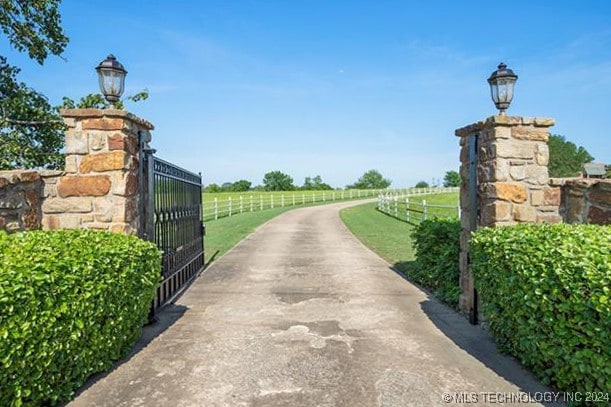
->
2, 0, 610, 188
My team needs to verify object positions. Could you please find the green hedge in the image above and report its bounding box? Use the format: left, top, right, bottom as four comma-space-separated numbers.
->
471, 224, 610, 394
0, 230, 161, 406
412, 218, 461, 308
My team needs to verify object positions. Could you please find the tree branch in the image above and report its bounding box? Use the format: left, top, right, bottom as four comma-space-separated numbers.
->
1, 114, 63, 125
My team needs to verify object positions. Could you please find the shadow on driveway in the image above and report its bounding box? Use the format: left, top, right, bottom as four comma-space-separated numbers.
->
388, 264, 564, 407
70, 303, 188, 401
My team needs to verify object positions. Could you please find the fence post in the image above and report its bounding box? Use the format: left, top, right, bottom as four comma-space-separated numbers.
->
240, 196, 243, 213
341, 190, 344, 199
332, 191, 335, 201
260, 195, 263, 211
312, 194, 315, 203
457, 204, 461, 219
281, 195, 284, 207
302, 193, 305, 204
292, 195, 295, 206
423, 199, 427, 221
394, 196, 398, 218
214, 197, 218, 220
271, 195, 274, 208
250, 195, 253, 212
229, 197, 232, 217
323, 192, 326, 201
406, 198, 410, 222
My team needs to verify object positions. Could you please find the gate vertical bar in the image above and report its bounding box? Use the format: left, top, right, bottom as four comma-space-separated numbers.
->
467, 133, 479, 324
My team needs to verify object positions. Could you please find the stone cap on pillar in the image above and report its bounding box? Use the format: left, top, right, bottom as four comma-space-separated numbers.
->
455, 115, 555, 138
60, 108, 155, 132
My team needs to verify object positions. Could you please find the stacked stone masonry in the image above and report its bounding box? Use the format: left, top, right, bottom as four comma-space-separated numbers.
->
0, 170, 44, 232
41, 109, 153, 235
552, 178, 611, 225
455, 115, 561, 316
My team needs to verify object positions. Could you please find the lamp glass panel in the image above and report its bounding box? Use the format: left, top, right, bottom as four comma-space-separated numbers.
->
98, 69, 125, 98
490, 82, 500, 103
498, 78, 513, 103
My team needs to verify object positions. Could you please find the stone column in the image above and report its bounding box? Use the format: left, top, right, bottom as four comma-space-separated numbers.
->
455, 116, 561, 318
42, 109, 154, 235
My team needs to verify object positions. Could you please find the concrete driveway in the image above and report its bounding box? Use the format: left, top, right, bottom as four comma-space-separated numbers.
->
69, 200, 555, 407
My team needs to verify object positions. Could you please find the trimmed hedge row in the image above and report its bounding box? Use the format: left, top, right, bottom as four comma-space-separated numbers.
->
471, 223, 610, 394
411, 219, 461, 308
0, 230, 161, 406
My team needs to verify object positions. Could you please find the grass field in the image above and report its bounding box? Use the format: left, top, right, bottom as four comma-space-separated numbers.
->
205, 206, 295, 264
340, 192, 459, 271
341, 202, 417, 266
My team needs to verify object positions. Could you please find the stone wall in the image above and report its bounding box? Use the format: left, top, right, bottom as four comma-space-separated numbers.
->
455, 115, 561, 318
0, 170, 44, 232
41, 109, 153, 235
553, 178, 611, 225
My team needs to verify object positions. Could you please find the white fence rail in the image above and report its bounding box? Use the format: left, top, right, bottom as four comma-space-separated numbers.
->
203, 187, 451, 222
377, 187, 460, 223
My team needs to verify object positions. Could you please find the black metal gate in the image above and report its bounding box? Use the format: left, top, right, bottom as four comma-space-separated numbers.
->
146, 155, 204, 312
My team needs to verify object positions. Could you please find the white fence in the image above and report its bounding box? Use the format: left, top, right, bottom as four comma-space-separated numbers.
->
203, 188, 449, 222
377, 187, 460, 223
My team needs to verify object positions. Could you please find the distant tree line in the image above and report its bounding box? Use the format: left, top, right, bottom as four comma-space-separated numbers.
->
204, 134, 596, 193
204, 169, 393, 192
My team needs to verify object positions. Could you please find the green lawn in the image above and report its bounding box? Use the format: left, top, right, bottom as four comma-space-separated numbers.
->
340, 202, 417, 270
204, 206, 294, 264
340, 192, 459, 272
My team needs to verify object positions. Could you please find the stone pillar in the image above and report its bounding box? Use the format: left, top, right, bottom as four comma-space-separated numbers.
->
455, 116, 561, 318
42, 109, 154, 235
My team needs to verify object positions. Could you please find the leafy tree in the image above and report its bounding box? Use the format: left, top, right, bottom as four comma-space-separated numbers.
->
415, 181, 429, 188
0, 0, 68, 169
303, 176, 314, 190
205, 183, 222, 193
347, 169, 391, 189
548, 134, 594, 177
0, 1, 68, 65
312, 175, 332, 190
231, 179, 252, 192
443, 170, 460, 187
221, 182, 233, 191
302, 175, 332, 190
263, 170, 295, 191
61, 91, 149, 110
0, 58, 64, 169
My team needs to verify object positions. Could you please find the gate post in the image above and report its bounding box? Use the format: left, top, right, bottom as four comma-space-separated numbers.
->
455, 115, 561, 322
140, 131, 156, 242
43, 109, 154, 236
